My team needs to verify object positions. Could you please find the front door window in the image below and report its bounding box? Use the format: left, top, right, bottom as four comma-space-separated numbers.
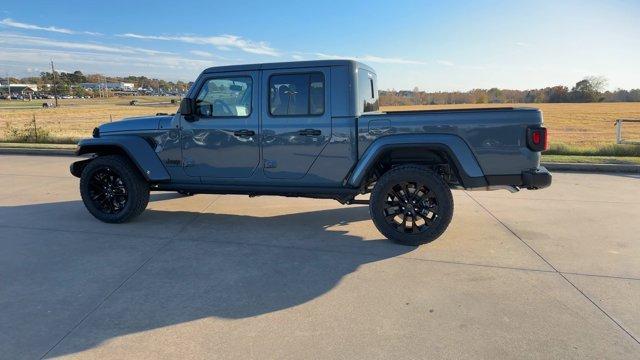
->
195, 77, 252, 118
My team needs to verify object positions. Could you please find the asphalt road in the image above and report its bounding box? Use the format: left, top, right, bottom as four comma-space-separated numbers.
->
1, 155, 639, 359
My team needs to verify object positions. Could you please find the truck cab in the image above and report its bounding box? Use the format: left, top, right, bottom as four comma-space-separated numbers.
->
164, 60, 378, 188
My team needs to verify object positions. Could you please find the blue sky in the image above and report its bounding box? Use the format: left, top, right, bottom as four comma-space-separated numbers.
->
1, 0, 639, 90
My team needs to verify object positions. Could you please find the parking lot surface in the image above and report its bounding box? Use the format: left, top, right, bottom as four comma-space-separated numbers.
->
1, 154, 639, 359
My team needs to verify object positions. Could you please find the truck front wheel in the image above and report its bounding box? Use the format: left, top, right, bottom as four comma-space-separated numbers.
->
369, 165, 454, 246
79, 155, 150, 223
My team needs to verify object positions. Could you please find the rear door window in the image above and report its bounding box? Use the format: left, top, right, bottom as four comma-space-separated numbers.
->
269, 73, 325, 116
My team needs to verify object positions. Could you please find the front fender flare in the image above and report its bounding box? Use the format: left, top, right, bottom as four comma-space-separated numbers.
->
74, 136, 170, 182
347, 134, 486, 188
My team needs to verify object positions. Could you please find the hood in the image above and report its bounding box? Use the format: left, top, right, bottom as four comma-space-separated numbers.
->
98, 115, 174, 133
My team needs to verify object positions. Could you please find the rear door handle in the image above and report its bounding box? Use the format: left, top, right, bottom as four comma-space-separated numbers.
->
234, 129, 255, 137
299, 129, 321, 136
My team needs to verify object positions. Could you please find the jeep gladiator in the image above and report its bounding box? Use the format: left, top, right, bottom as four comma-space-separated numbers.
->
71, 60, 551, 245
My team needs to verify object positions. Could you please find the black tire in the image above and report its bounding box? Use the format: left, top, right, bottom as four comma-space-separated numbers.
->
369, 165, 454, 246
80, 155, 150, 223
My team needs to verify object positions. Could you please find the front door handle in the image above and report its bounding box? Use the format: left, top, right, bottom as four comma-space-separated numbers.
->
299, 128, 321, 136
234, 129, 255, 137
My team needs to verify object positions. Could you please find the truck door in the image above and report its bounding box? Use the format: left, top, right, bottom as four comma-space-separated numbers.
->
261, 67, 331, 179
180, 71, 260, 179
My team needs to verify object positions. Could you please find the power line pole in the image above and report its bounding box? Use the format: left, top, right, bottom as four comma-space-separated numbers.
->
103, 76, 109, 98
50, 60, 59, 107
6, 72, 10, 102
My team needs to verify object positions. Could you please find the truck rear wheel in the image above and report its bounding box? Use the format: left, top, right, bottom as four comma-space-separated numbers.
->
369, 165, 454, 246
80, 155, 150, 223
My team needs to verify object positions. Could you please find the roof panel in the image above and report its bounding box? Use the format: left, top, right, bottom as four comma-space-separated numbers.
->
202, 59, 373, 73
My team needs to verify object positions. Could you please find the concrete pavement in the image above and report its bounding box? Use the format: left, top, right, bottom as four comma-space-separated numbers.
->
0, 155, 638, 359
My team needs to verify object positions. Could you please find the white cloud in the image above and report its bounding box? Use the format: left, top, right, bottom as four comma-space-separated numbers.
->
0, 33, 172, 55
118, 33, 279, 56
515, 42, 530, 47
0, 18, 100, 35
0, 47, 215, 80
291, 54, 305, 60
132, 47, 174, 56
1, 18, 73, 34
436, 59, 454, 66
190, 50, 215, 58
315, 53, 426, 65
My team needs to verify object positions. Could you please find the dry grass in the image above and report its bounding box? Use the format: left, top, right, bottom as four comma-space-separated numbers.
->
2, 99, 640, 150
0, 96, 178, 143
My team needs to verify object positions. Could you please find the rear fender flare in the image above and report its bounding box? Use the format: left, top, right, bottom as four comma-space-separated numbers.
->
74, 136, 170, 182
347, 134, 486, 188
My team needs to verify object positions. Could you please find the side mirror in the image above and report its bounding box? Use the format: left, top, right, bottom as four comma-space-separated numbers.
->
179, 98, 197, 122
179, 98, 194, 115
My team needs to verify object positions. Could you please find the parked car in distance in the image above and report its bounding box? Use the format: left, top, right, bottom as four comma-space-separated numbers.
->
70, 60, 551, 245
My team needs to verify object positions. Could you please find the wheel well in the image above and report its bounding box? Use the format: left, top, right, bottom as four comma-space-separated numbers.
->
78, 144, 127, 157
76, 145, 145, 179
362, 147, 463, 191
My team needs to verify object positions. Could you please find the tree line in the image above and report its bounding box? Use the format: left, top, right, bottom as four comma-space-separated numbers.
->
380, 76, 640, 106
3, 71, 638, 103
1, 70, 191, 96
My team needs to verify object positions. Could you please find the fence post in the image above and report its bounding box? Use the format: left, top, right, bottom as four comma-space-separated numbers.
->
33, 114, 38, 143
615, 119, 622, 144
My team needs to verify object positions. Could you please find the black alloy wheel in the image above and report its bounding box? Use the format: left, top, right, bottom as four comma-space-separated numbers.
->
382, 181, 439, 234
370, 165, 454, 246
80, 155, 150, 223
88, 167, 128, 214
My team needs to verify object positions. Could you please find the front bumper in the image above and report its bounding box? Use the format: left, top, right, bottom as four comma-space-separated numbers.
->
70, 158, 92, 178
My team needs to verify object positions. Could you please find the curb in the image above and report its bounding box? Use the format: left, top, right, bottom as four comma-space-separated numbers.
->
0, 147, 76, 156
541, 162, 640, 173
1, 147, 639, 173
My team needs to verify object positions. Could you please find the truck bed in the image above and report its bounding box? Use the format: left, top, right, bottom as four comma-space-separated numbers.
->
358, 107, 543, 176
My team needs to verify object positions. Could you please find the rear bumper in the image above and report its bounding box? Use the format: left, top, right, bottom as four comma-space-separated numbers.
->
485, 166, 552, 190
521, 166, 552, 189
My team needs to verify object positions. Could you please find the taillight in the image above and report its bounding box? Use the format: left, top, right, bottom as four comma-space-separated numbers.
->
527, 127, 547, 152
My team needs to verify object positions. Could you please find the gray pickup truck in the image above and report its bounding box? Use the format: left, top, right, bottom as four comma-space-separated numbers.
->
71, 60, 551, 245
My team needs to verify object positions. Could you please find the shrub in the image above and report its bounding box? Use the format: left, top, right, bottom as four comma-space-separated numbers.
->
3, 121, 53, 143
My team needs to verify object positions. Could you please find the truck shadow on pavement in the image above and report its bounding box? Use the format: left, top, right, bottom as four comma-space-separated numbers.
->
1, 196, 416, 357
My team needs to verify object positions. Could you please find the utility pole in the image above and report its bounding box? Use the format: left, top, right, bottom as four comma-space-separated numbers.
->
103, 75, 109, 98
6, 72, 10, 102
50, 60, 59, 107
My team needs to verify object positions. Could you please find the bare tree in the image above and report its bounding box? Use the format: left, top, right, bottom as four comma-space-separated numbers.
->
585, 76, 608, 93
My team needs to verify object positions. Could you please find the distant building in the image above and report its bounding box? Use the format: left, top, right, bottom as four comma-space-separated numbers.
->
80, 82, 135, 91
0, 84, 38, 95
